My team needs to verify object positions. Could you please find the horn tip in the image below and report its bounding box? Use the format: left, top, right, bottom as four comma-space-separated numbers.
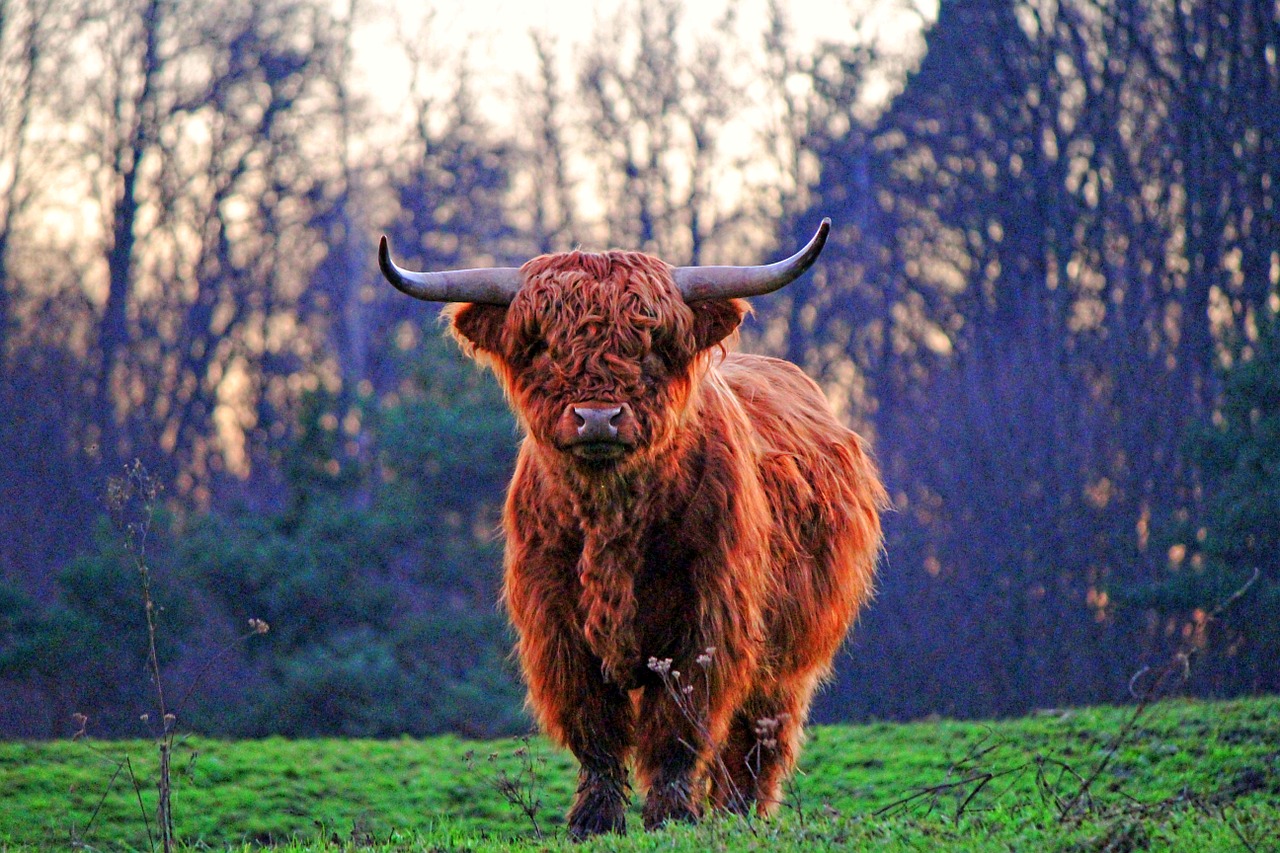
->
378, 235, 397, 283
808, 218, 831, 258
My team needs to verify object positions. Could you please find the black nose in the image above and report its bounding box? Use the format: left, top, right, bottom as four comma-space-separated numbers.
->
573, 405, 623, 441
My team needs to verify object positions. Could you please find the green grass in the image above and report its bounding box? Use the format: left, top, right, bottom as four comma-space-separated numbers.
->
1, 697, 1276, 851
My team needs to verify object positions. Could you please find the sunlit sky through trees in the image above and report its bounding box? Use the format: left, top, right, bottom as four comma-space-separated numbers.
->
340, 0, 936, 262
352, 0, 937, 121
355, 0, 936, 103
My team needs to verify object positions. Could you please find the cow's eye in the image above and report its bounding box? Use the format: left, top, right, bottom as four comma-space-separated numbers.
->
641, 352, 665, 378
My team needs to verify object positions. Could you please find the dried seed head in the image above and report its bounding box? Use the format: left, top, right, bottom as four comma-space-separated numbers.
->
647, 657, 673, 675
755, 717, 781, 737
105, 476, 132, 512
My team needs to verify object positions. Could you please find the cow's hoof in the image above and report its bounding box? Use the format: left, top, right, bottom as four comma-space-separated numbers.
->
567, 778, 627, 839
641, 780, 700, 830
567, 804, 625, 839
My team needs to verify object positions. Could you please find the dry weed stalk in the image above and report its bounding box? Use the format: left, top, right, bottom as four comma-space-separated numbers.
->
71, 461, 269, 853
465, 735, 548, 840
647, 648, 772, 832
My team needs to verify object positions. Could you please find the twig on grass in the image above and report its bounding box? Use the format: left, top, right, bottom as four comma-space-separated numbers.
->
780, 763, 810, 827
873, 727, 1035, 824
70, 717, 153, 853
873, 764, 1028, 824
877, 566, 1262, 830
1057, 567, 1261, 823
1224, 807, 1260, 853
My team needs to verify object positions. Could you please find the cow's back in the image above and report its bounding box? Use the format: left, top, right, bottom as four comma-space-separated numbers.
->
716, 352, 884, 683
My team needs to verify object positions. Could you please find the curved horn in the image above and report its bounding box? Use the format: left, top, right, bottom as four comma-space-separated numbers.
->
673, 218, 831, 302
378, 236, 523, 305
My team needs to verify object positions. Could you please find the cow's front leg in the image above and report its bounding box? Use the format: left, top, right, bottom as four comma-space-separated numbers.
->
567, 738, 630, 839
560, 664, 633, 840
514, 620, 633, 838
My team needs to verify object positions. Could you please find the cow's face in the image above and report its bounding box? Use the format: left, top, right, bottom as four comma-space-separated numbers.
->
447, 251, 745, 467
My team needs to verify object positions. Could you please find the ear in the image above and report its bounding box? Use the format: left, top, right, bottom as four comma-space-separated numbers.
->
689, 298, 748, 351
446, 303, 510, 359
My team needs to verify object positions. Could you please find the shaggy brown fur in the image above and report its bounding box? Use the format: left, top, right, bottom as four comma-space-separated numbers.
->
445, 250, 884, 837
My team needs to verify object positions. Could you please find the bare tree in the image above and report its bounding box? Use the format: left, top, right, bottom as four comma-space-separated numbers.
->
517, 30, 579, 255
715, 0, 933, 423
578, 0, 747, 263
0, 0, 70, 361
76, 0, 338, 486
387, 13, 514, 269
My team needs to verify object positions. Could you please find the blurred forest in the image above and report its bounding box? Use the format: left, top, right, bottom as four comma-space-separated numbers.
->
1, 0, 1277, 738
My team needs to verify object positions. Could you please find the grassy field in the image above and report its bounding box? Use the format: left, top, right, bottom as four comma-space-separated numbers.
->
0, 696, 1276, 851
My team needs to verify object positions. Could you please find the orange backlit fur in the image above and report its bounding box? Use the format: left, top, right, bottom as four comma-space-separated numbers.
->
445, 250, 885, 837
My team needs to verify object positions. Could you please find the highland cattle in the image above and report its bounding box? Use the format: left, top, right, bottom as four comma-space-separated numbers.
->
379, 220, 884, 837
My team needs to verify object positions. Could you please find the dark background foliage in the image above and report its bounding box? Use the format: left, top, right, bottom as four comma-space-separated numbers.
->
1, 0, 1276, 738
